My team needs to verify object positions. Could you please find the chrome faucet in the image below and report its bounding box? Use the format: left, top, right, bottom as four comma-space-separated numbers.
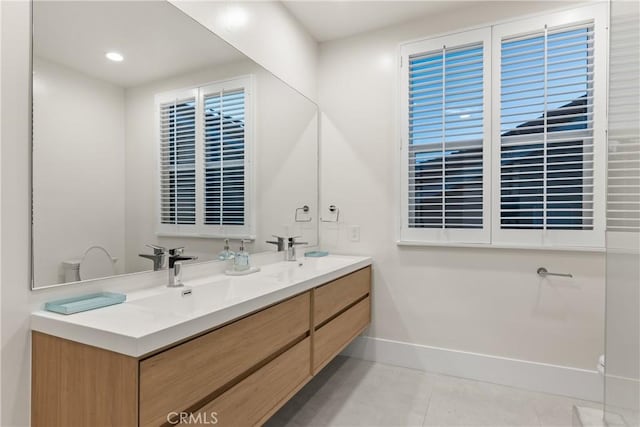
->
138, 244, 167, 271
167, 247, 198, 287
266, 236, 307, 261
266, 235, 287, 252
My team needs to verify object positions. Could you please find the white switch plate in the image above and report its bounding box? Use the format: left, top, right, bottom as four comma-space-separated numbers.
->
349, 225, 361, 242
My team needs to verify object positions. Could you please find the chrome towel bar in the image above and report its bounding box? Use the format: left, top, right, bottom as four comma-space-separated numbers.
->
537, 267, 573, 278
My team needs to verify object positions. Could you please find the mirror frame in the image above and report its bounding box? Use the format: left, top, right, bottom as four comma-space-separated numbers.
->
28, 0, 320, 290
29, 0, 35, 289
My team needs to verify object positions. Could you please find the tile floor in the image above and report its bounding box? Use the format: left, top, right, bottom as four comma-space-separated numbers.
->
266, 356, 601, 427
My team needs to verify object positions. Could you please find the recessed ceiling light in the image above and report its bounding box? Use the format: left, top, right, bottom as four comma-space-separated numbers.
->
105, 52, 124, 62
223, 6, 248, 29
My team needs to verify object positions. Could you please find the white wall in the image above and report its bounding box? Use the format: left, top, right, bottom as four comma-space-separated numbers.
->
168, 0, 318, 102
124, 59, 318, 272
1, 1, 32, 424
319, 1, 605, 372
32, 57, 126, 285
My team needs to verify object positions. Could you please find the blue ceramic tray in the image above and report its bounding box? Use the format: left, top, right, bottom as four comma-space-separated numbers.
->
304, 251, 329, 257
44, 292, 127, 315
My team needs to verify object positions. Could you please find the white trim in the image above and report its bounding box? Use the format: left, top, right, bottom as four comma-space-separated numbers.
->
396, 239, 606, 253
604, 373, 640, 412
397, 2, 608, 49
342, 336, 603, 402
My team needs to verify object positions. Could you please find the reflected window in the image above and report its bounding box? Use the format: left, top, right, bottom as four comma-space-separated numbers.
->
156, 76, 254, 238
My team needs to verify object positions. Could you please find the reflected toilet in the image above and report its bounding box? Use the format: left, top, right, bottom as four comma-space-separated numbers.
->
62, 246, 116, 282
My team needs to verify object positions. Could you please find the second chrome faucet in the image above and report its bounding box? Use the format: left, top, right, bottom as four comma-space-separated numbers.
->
167, 247, 198, 287
266, 235, 308, 261
138, 245, 199, 287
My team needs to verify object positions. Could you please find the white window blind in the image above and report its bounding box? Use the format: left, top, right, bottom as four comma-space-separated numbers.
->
203, 89, 246, 226
400, 28, 491, 244
156, 76, 254, 238
159, 97, 197, 225
499, 22, 595, 229
492, 5, 606, 248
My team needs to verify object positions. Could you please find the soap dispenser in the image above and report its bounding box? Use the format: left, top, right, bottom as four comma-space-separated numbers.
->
233, 240, 251, 272
218, 239, 235, 269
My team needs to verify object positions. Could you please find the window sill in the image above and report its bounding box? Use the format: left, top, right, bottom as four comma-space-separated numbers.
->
156, 232, 256, 240
396, 240, 605, 253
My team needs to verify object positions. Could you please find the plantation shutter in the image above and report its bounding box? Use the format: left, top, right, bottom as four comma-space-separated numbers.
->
159, 97, 197, 225
156, 76, 253, 238
499, 22, 595, 230
400, 28, 491, 244
203, 88, 246, 226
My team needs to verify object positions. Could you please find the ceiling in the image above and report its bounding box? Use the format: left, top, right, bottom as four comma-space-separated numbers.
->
33, 1, 245, 88
281, 1, 480, 42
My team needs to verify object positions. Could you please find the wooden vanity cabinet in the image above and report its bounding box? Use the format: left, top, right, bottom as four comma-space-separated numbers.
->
32, 266, 371, 427
140, 293, 310, 427
312, 267, 371, 373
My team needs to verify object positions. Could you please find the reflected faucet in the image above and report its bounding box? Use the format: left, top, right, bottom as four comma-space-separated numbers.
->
266, 236, 308, 262
138, 244, 167, 271
167, 247, 198, 287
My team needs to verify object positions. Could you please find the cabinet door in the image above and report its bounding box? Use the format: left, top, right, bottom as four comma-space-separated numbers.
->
314, 267, 371, 327
31, 332, 138, 427
140, 292, 310, 427
313, 296, 371, 373
187, 337, 311, 426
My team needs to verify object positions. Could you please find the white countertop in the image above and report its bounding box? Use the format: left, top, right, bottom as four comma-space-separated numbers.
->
31, 255, 371, 357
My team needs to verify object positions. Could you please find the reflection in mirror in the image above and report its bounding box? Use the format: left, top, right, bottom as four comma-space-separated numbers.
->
32, 1, 318, 288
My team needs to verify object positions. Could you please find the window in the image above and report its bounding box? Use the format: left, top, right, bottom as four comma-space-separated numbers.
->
400, 28, 491, 244
156, 76, 254, 238
491, 6, 607, 247
400, 4, 607, 248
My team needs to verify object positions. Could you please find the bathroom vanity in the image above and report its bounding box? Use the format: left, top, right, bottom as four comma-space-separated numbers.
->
31, 256, 371, 426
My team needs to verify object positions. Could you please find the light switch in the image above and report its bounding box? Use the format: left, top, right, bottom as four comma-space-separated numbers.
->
349, 225, 361, 242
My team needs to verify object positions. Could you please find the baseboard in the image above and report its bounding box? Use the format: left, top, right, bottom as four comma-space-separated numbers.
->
604, 373, 640, 415
341, 336, 603, 402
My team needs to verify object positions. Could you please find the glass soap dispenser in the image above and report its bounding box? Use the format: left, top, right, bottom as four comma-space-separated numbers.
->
233, 240, 251, 272
218, 239, 235, 270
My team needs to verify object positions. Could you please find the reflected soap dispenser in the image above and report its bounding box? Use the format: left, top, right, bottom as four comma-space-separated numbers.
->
233, 240, 251, 272
218, 239, 235, 269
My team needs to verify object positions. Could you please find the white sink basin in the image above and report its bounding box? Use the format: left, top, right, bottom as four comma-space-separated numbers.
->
126, 257, 358, 317
127, 275, 284, 317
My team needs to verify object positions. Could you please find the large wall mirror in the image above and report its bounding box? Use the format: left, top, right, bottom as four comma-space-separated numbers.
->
31, 1, 318, 289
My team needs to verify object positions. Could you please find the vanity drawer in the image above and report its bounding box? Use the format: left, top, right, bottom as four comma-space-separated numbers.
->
139, 292, 310, 427
313, 267, 371, 327
188, 337, 311, 426
313, 296, 370, 372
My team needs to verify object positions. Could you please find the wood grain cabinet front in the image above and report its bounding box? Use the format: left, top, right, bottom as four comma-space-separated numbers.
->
139, 292, 310, 427
32, 265, 372, 427
313, 267, 371, 327
187, 337, 311, 426
313, 296, 371, 373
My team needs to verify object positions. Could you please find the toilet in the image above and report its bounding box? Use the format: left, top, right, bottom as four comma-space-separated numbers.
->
62, 246, 117, 282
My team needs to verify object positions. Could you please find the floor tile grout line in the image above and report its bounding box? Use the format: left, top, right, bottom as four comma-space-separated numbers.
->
420, 378, 434, 427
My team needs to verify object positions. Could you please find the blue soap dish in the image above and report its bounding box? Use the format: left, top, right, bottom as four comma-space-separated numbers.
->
304, 251, 329, 257
44, 292, 127, 315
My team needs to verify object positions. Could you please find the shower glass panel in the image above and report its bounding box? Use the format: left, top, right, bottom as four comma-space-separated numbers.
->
605, 1, 640, 426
